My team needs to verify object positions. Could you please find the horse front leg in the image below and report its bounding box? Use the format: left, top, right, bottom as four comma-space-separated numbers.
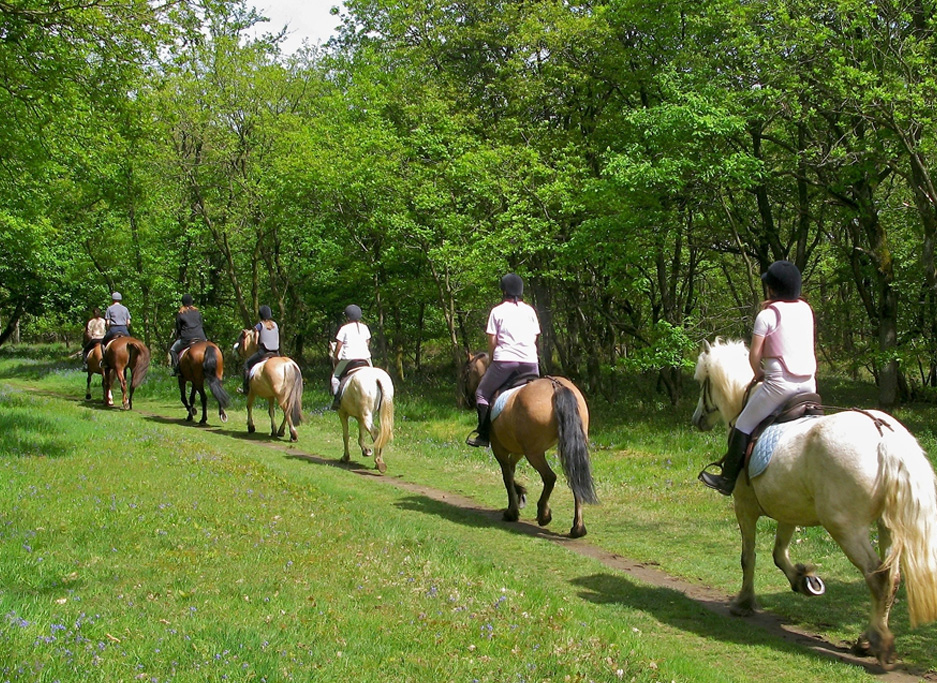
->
493, 445, 522, 522
197, 387, 209, 425
340, 412, 351, 462
731, 494, 760, 616
268, 398, 278, 437
525, 451, 557, 530
85, 372, 93, 400
180, 378, 193, 420
773, 522, 825, 597
246, 392, 256, 433
358, 411, 374, 458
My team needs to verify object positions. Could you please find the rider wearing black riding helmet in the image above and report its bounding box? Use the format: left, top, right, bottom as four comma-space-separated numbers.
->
241, 305, 280, 394
699, 260, 817, 495
466, 273, 541, 447
169, 293, 207, 376
331, 304, 373, 409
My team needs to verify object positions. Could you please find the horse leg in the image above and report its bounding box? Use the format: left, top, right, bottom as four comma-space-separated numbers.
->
829, 525, 896, 667
359, 410, 374, 458
340, 412, 351, 462
525, 451, 556, 529
180, 378, 193, 420
268, 398, 278, 437
119, 367, 130, 410
246, 393, 256, 433
731, 495, 760, 616
493, 445, 522, 522
876, 522, 900, 628
772, 522, 825, 597
85, 372, 93, 400
197, 387, 208, 425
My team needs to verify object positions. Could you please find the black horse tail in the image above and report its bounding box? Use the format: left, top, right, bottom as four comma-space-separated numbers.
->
203, 345, 229, 411
129, 340, 151, 389
553, 384, 598, 505
284, 360, 304, 425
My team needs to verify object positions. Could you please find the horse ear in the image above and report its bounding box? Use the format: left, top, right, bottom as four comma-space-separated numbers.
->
702, 339, 712, 353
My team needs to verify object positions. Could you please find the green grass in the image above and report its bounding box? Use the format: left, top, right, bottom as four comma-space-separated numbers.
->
0, 347, 935, 681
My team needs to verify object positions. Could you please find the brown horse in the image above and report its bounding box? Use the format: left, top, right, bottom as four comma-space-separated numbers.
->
84, 343, 107, 401
234, 329, 303, 441
466, 358, 598, 537
101, 336, 151, 410
176, 341, 229, 425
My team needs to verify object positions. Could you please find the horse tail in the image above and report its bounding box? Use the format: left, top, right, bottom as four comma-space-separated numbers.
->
284, 360, 304, 425
553, 384, 598, 505
129, 340, 151, 389
373, 371, 395, 451
203, 345, 229, 411
878, 428, 937, 627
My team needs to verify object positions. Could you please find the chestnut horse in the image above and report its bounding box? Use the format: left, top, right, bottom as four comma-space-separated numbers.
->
234, 329, 303, 441
465, 357, 598, 538
177, 341, 229, 425
693, 338, 937, 666
101, 336, 151, 410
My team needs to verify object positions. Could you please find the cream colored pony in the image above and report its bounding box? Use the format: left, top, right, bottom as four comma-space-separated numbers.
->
692, 338, 937, 666
234, 329, 303, 441
336, 366, 394, 474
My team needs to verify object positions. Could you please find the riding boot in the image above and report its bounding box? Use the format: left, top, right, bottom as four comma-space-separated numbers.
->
170, 350, 180, 376
330, 389, 341, 411
466, 404, 491, 448
239, 369, 250, 395
699, 428, 750, 495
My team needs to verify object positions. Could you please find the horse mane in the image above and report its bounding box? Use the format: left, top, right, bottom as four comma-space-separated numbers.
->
696, 337, 753, 417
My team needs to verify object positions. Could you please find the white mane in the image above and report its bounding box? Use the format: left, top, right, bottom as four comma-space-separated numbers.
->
695, 338, 754, 421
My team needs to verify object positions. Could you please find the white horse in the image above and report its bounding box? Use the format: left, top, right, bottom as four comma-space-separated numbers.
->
692, 338, 937, 666
336, 366, 394, 474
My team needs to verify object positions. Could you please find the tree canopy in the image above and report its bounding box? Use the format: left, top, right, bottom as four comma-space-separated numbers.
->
5, 0, 937, 407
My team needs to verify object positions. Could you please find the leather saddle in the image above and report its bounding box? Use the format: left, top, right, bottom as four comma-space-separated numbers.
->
744, 392, 824, 465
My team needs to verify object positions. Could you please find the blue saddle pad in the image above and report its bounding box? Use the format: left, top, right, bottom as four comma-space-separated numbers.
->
749, 415, 821, 479
490, 385, 524, 422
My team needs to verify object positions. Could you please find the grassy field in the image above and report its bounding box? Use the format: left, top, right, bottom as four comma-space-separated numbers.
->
1, 346, 936, 682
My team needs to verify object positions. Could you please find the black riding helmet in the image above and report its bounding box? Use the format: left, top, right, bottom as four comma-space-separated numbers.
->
181, 293, 194, 307
344, 304, 362, 321
762, 260, 802, 301
500, 273, 524, 298
259, 305, 273, 321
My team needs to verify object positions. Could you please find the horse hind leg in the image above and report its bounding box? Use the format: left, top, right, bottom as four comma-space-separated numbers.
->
773, 522, 825, 597
198, 387, 208, 425
359, 411, 374, 458
494, 447, 523, 523
268, 398, 279, 437
340, 412, 351, 462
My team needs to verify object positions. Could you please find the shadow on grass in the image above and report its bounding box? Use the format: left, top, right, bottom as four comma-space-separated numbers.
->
569, 572, 913, 677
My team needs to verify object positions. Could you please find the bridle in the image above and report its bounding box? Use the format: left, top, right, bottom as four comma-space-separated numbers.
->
698, 376, 720, 420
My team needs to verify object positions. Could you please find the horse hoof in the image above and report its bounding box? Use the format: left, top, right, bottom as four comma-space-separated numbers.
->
248, 425, 256, 433
362, 449, 372, 458
502, 509, 520, 523
220, 412, 228, 423
518, 494, 527, 510
85, 394, 91, 400
569, 525, 587, 539
804, 575, 825, 596
290, 434, 298, 442
340, 455, 351, 463
376, 460, 386, 474
199, 420, 208, 427
537, 511, 552, 527
185, 415, 193, 422
729, 599, 756, 617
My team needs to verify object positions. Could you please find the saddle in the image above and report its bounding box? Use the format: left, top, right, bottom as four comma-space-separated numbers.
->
488, 373, 542, 423
743, 392, 824, 467
334, 361, 372, 401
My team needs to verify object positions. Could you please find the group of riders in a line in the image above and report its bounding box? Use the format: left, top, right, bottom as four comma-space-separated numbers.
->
79, 260, 813, 496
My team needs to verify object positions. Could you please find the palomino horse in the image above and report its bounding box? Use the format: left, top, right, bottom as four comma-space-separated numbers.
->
335, 366, 394, 474
234, 329, 303, 441
101, 336, 151, 410
692, 338, 937, 666
176, 341, 229, 426
466, 357, 598, 538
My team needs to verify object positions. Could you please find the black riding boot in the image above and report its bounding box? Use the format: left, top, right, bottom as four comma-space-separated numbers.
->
699, 429, 750, 495
465, 404, 491, 448
170, 350, 180, 376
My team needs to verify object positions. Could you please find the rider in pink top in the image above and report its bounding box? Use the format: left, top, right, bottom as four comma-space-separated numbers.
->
466, 273, 541, 447
699, 260, 817, 495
